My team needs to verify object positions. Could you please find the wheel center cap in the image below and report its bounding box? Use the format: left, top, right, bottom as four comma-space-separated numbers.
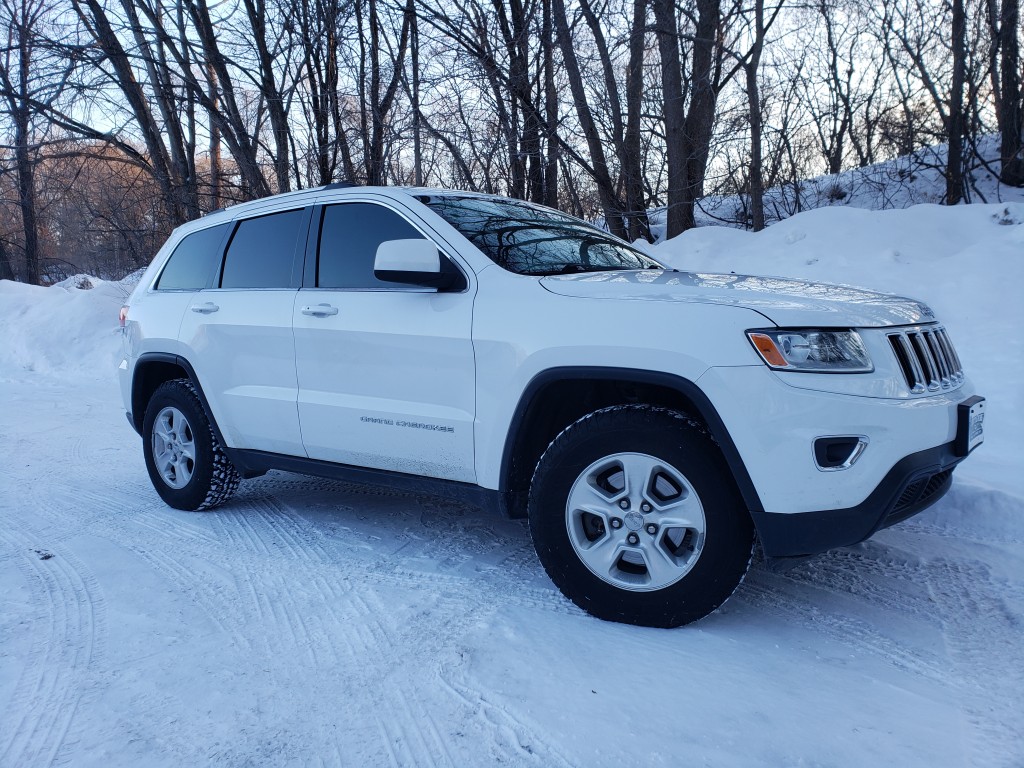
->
623, 511, 644, 531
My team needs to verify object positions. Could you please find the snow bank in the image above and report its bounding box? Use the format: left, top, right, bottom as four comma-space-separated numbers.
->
0, 275, 127, 381
655, 202, 1024, 496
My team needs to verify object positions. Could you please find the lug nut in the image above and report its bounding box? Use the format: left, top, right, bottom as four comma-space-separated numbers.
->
641, 502, 652, 513
610, 518, 623, 529
619, 499, 630, 510
646, 523, 658, 535
626, 532, 640, 545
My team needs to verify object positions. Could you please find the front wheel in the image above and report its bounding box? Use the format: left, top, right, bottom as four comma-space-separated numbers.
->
528, 405, 754, 627
142, 379, 240, 511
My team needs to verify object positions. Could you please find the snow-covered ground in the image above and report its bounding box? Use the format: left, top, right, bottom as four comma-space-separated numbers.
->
2, 203, 1023, 766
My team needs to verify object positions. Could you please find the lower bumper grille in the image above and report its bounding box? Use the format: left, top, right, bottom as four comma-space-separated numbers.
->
885, 468, 954, 527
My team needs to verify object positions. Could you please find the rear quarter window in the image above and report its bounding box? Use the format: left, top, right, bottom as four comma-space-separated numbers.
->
155, 224, 228, 290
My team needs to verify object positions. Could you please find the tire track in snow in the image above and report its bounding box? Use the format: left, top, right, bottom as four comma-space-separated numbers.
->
0, 527, 104, 768
899, 518, 1024, 547
210, 493, 348, 667
201, 488, 574, 766
213, 493, 461, 766
436, 655, 576, 768
128, 506, 221, 547
6, 473, 250, 658
923, 557, 1024, 767
770, 545, 949, 626
131, 544, 251, 649
736, 565, 950, 684
207, 494, 399, 756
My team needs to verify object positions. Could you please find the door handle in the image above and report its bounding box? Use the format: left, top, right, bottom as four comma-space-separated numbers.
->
190, 302, 220, 314
301, 303, 339, 317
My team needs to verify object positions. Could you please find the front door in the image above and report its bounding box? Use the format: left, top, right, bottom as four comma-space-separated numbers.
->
293, 201, 476, 482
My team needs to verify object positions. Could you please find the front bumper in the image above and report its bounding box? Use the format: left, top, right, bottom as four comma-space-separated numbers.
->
751, 440, 963, 557
696, 364, 981, 557
697, 365, 975, 513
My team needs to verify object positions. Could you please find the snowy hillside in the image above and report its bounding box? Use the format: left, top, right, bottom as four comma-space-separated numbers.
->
646, 138, 1024, 238
2, 202, 1023, 766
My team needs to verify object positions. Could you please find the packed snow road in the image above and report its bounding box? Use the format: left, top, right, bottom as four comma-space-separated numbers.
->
2, 376, 1023, 766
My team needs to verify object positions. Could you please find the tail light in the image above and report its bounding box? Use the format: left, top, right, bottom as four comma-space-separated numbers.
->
119, 305, 129, 328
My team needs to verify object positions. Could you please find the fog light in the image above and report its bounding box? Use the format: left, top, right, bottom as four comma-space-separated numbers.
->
814, 436, 868, 471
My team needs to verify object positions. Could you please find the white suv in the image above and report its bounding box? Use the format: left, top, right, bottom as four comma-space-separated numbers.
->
118, 185, 985, 627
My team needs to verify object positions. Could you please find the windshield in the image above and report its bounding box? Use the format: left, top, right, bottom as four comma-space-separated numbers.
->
416, 194, 664, 276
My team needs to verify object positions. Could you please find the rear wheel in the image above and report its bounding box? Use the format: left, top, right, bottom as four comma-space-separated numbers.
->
142, 379, 240, 510
528, 405, 754, 627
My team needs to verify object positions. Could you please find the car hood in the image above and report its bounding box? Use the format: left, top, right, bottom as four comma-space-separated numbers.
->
538, 270, 935, 328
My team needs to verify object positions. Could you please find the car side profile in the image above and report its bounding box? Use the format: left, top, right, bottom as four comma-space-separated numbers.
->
118, 185, 985, 627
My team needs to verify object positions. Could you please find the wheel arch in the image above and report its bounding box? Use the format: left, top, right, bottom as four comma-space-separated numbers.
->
131, 353, 228, 450
498, 367, 764, 517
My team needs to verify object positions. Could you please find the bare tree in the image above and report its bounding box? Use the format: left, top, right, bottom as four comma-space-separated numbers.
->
0, 0, 71, 283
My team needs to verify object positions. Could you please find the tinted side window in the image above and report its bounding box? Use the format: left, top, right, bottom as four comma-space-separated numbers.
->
155, 224, 227, 290
317, 203, 426, 289
220, 209, 305, 289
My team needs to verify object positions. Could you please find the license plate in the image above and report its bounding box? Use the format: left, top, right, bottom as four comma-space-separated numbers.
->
956, 396, 985, 456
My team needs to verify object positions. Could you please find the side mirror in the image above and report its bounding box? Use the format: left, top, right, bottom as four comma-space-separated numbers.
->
374, 239, 458, 290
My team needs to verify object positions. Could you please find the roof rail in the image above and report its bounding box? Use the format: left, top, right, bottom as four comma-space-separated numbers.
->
321, 180, 359, 190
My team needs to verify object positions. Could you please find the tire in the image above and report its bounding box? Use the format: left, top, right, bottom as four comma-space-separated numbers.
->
142, 378, 240, 511
528, 405, 754, 628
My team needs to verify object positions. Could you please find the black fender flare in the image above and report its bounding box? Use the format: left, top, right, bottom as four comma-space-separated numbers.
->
131, 352, 230, 453
498, 366, 764, 513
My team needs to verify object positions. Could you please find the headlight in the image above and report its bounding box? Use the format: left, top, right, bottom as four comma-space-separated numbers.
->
747, 329, 872, 372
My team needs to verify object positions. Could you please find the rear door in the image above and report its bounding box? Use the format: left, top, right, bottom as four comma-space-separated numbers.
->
293, 200, 476, 482
178, 207, 311, 455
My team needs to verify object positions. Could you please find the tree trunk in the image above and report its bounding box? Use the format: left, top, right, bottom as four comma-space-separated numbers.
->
947, 0, 966, 204
366, 0, 413, 185
680, 0, 722, 231
411, 10, 423, 186
623, 0, 651, 241
999, 0, 1024, 185
5, 0, 41, 283
0, 239, 15, 281
241, 0, 291, 193
542, 0, 558, 208
652, 0, 687, 238
208, 60, 222, 208
747, 0, 766, 231
13, 104, 40, 283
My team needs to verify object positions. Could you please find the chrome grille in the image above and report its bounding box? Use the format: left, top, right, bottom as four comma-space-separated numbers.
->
888, 325, 964, 393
